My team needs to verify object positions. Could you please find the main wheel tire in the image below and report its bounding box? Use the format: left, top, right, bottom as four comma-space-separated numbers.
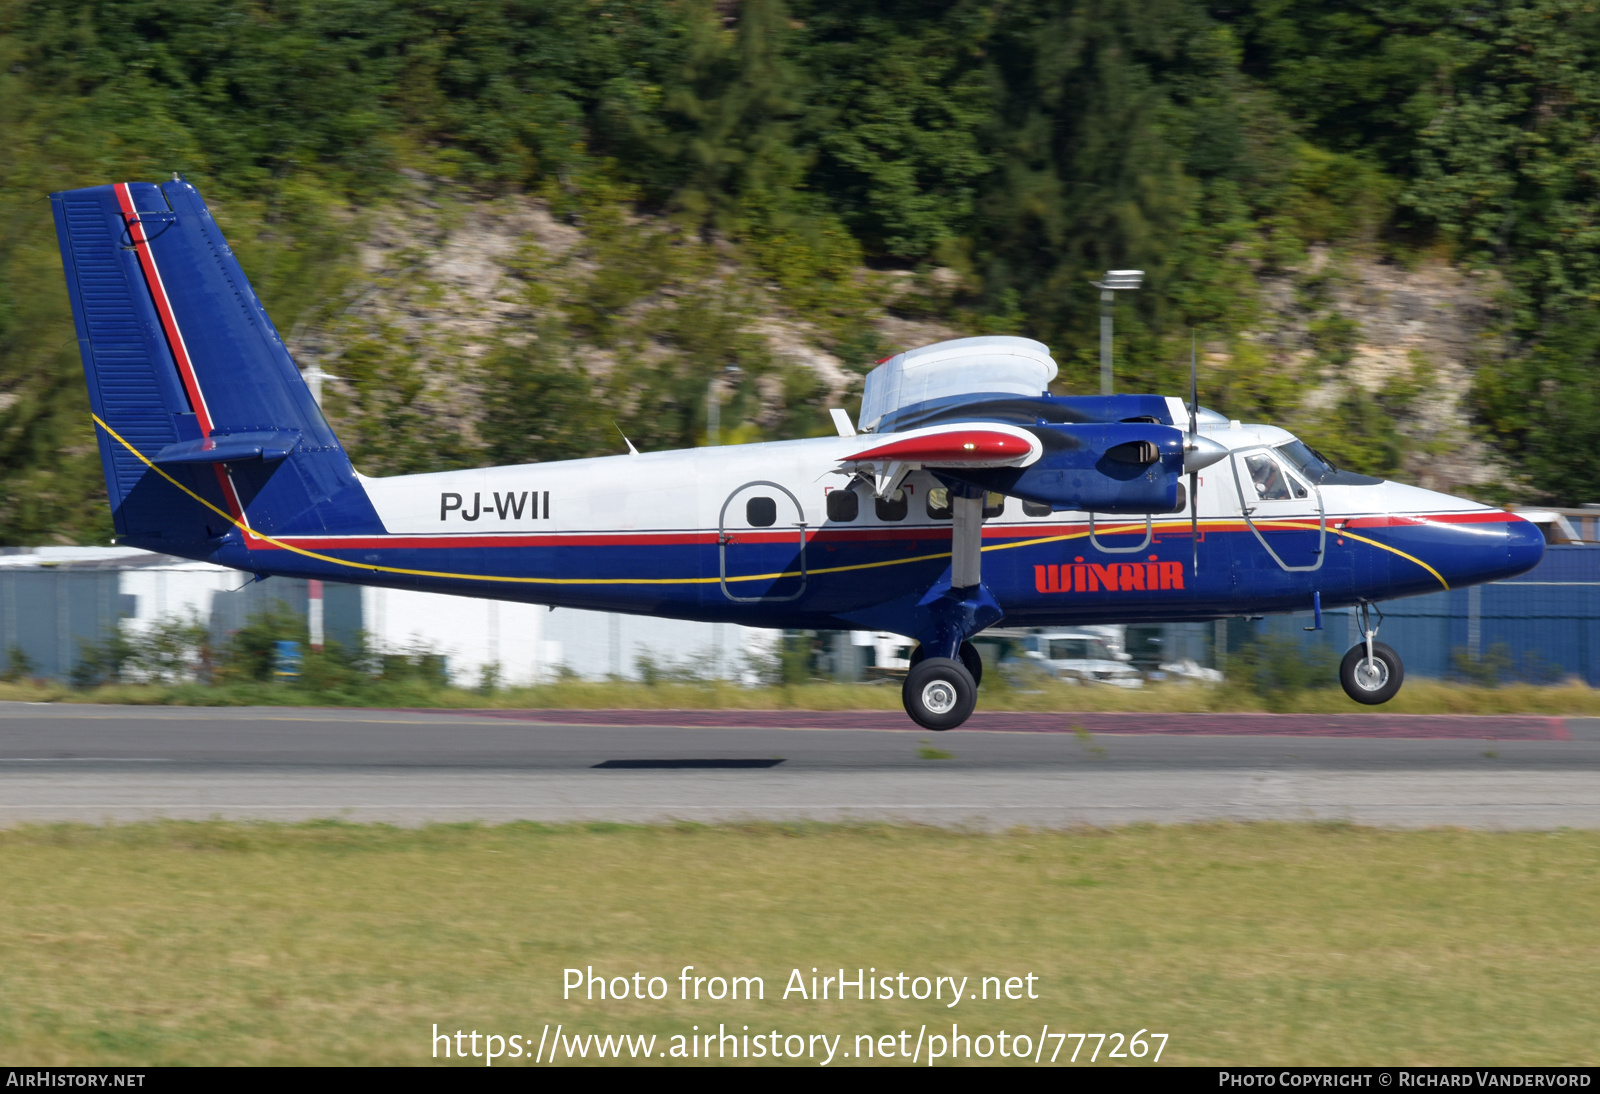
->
958, 641, 983, 688
1339, 641, 1404, 705
908, 641, 984, 688
902, 657, 978, 730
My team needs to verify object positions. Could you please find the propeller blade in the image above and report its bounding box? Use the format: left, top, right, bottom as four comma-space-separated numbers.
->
1189, 332, 1199, 574
1191, 470, 1199, 576
1189, 331, 1198, 438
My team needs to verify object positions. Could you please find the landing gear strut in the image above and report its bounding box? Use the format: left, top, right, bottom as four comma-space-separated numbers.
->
908, 640, 984, 688
1339, 601, 1404, 704
900, 488, 992, 730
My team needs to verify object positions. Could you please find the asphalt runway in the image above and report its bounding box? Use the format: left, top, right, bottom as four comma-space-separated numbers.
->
3, 702, 1599, 829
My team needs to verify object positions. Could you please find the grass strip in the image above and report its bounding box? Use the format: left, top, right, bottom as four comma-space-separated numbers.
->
0, 821, 1596, 1065
6, 677, 1600, 715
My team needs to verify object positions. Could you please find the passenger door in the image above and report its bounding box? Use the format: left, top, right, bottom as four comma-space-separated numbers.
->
719, 481, 808, 601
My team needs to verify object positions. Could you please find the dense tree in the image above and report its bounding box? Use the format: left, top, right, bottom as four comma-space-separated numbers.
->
3, 0, 1600, 543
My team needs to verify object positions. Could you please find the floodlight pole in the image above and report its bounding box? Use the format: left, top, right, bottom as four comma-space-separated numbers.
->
1099, 288, 1115, 396
706, 364, 742, 447
1090, 270, 1143, 396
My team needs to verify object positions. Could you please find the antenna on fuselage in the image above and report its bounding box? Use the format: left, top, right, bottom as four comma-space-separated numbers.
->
612, 421, 639, 456
1189, 332, 1200, 576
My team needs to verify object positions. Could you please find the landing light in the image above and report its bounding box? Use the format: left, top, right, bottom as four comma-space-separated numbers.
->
1095, 270, 1145, 291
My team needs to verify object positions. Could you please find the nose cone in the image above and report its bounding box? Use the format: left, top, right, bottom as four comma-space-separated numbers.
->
1183, 434, 1229, 474
1503, 515, 1547, 579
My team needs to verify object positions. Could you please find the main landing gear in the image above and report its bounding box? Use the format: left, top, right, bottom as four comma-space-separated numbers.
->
1339, 601, 1404, 705
907, 640, 983, 687
904, 641, 983, 730
900, 490, 993, 730
903, 654, 979, 730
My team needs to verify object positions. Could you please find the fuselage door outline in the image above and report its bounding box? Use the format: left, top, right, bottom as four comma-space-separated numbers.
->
1229, 447, 1326, 573
718, 480, 809, 603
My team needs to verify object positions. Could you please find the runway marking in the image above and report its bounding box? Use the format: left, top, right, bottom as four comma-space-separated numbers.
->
0, 758, 175, 763
440, 709, 1573, 740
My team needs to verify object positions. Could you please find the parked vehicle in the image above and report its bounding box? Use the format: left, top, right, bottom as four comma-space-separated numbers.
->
1150, 659, 1224, 684
1021, 627, 1143, 687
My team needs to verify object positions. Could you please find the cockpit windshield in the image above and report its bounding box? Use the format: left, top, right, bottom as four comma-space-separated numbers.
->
1275, 439, 1337, 484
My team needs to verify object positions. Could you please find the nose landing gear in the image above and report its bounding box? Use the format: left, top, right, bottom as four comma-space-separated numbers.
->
1339, 601, 1404, 704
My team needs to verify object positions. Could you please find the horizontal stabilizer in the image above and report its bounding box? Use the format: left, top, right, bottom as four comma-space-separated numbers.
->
153, 430, 301, 466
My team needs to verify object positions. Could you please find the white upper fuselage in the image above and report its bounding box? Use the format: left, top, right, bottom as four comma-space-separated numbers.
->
355, 420, 1491, 539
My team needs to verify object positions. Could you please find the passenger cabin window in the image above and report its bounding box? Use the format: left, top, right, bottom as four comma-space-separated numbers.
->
875, 488, 908, 521
746, 496, 777, 527
826, 488, 859, 523
1023, 500, 1052, 517
924, 487, 1007, 519
1244, 453, 1307, 501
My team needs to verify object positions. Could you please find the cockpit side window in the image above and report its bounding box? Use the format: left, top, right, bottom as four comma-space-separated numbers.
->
1243, 452, 1308, 500
1275, 440, 1335, 484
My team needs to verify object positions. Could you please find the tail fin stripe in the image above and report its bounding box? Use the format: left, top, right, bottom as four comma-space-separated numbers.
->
113, 183, 212, 431
113, 183, 248, 524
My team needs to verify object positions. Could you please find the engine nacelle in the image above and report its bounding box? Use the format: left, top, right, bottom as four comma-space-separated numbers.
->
940, 423, 1187, 513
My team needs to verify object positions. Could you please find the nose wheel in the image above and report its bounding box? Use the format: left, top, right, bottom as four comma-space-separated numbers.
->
1339, 602, 1403, 704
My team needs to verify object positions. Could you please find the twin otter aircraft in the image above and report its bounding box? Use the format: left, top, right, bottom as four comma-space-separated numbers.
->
52, 178, 1546, 728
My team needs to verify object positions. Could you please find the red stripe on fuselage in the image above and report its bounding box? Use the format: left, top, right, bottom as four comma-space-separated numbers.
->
1341, 511, 1525, 529
247, 509, 1521, 553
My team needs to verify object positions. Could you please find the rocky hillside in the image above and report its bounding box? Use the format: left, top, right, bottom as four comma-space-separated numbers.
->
283, 176, 1511, 499
4, 0, 1595, 543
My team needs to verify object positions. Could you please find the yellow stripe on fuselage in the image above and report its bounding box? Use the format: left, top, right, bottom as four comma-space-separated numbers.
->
94, 415, 1449, 591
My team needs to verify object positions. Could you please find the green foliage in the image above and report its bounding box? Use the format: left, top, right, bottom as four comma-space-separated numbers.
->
1231, 637, 1339, 708
740, 630, 820, 686
1223, 0, 1471, 174
634, 649, 712, 685
1451, 642, 1564, 687
1, 645, 35, 682
1473, 308, 1600, 504
61, 603, 466, 700
68, 629, 137, 688
795, 0, 996, 259
222, 605, 308, 682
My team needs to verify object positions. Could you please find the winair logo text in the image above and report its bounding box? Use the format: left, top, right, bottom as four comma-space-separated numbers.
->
441, 491, 549, 522
1035, 555, 1185, 593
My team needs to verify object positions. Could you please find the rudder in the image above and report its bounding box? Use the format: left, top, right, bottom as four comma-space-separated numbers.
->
51, 178, 383, 556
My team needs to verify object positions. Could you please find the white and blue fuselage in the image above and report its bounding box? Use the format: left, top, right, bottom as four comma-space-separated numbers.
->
50, 177, 1544, 723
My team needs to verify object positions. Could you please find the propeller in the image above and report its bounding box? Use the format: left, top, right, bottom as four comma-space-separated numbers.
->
1189, 332, 1199, 575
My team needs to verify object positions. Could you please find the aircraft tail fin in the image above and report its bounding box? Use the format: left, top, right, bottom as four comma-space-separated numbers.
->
50, 178, 382, 554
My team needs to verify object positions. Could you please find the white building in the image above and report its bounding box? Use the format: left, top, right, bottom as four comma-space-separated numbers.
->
0, 547, 777, 685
